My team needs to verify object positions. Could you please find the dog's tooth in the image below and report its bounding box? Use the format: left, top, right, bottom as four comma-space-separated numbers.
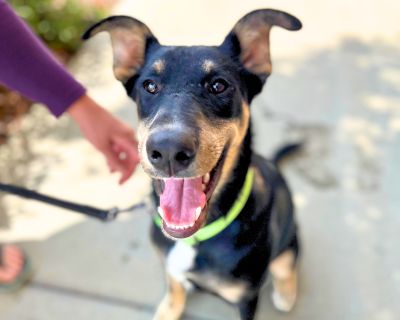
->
195, 207, 202, 220
157, 207, 165, 219
164, 221, 196, 230
203, 173, 210, 184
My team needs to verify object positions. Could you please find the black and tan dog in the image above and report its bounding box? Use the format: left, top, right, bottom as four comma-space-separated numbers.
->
83, 9, 302, 320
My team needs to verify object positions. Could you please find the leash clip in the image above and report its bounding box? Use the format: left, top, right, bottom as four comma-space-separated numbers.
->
105, 207, 119, 221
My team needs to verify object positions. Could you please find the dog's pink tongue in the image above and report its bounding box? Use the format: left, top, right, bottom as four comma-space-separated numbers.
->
160, 177, 206, 226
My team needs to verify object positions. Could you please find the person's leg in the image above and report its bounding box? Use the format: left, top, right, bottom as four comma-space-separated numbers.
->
0, 244, 32, 291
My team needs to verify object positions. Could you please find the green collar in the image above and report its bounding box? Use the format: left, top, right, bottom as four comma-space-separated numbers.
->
154, 167, 254, 246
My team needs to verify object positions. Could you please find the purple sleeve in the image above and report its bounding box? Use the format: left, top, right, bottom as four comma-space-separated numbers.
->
0, 1, 86, 117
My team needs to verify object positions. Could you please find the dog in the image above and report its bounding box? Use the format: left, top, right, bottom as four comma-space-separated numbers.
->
83, 8, 302, 320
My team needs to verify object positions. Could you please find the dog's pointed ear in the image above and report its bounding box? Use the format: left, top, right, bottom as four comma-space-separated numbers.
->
82, 16, 159, 84
220, 9, 301, 82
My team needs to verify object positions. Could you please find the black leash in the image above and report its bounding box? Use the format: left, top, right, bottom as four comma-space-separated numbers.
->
0, 183, 146, 222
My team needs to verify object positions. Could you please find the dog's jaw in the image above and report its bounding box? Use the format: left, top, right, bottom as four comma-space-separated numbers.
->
143, 102, 249, 240
154, 146, 228, 239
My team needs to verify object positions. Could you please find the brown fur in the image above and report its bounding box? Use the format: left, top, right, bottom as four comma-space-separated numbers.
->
269, 250, 298, 312
153, 59, 166, 74
232, 10, 281, 76
154, 275, 187, 320
86, 17, 154, 82
201, 59, 215, 73
234, 21, 272, 75
212, 101, 250, 200
137, 101, 249, 183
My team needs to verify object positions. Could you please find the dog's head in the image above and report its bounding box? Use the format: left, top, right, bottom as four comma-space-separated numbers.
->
83, 9, 301, 239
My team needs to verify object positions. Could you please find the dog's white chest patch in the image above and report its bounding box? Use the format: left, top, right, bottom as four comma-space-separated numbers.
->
166, 241, 248, 303
166, 241, 196, 289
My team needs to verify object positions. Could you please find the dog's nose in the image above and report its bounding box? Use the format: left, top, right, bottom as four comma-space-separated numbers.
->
146, 130, 197, 175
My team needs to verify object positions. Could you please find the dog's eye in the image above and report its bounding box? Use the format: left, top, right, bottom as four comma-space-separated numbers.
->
143, 80, 159, 94
207, 79, 228, 94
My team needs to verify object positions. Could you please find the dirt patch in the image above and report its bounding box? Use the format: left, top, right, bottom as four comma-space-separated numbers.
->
0, 86, 32, 145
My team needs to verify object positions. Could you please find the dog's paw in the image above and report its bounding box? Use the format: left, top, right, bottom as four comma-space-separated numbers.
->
153, 295, 183, 320
269, 250, 298, 312
271, 289, 297, 312
153, 310, 181, 320
153, 304, 176, 320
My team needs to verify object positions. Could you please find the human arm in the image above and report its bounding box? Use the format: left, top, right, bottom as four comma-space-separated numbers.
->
0, 0, 85, 117
67, 95, 139, 184
0, 1, 139, 182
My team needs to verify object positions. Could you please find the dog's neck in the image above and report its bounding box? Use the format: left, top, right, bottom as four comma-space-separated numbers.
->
206, 123, 253, 224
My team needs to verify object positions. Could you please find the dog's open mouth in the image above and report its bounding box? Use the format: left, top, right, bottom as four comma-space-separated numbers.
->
155, 150, 226, 239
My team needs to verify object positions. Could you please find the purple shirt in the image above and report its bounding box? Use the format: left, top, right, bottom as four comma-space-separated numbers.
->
0, 0, 85, 117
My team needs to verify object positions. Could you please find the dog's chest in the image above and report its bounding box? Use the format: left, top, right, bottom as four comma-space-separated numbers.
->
166, 241, 248, 304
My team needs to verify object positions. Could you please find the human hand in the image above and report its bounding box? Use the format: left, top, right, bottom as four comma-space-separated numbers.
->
67, 95, 140, 184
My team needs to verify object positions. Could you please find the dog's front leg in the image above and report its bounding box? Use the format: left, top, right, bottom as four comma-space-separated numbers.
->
153, 274, 187, 320
269, 250, 298, 312
237, 295, 259, 320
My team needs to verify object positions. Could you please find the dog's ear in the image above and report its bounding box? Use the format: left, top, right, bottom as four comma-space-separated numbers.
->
220, 9, 301, 82
82, 16, 159, 84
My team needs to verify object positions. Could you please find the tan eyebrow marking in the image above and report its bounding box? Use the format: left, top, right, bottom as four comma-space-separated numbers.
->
202, 59, 215, 73
153, 59, 165, 74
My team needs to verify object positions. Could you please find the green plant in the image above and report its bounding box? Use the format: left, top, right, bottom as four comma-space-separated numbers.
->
0, 0, 110, 146
10, 0, 107, 56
